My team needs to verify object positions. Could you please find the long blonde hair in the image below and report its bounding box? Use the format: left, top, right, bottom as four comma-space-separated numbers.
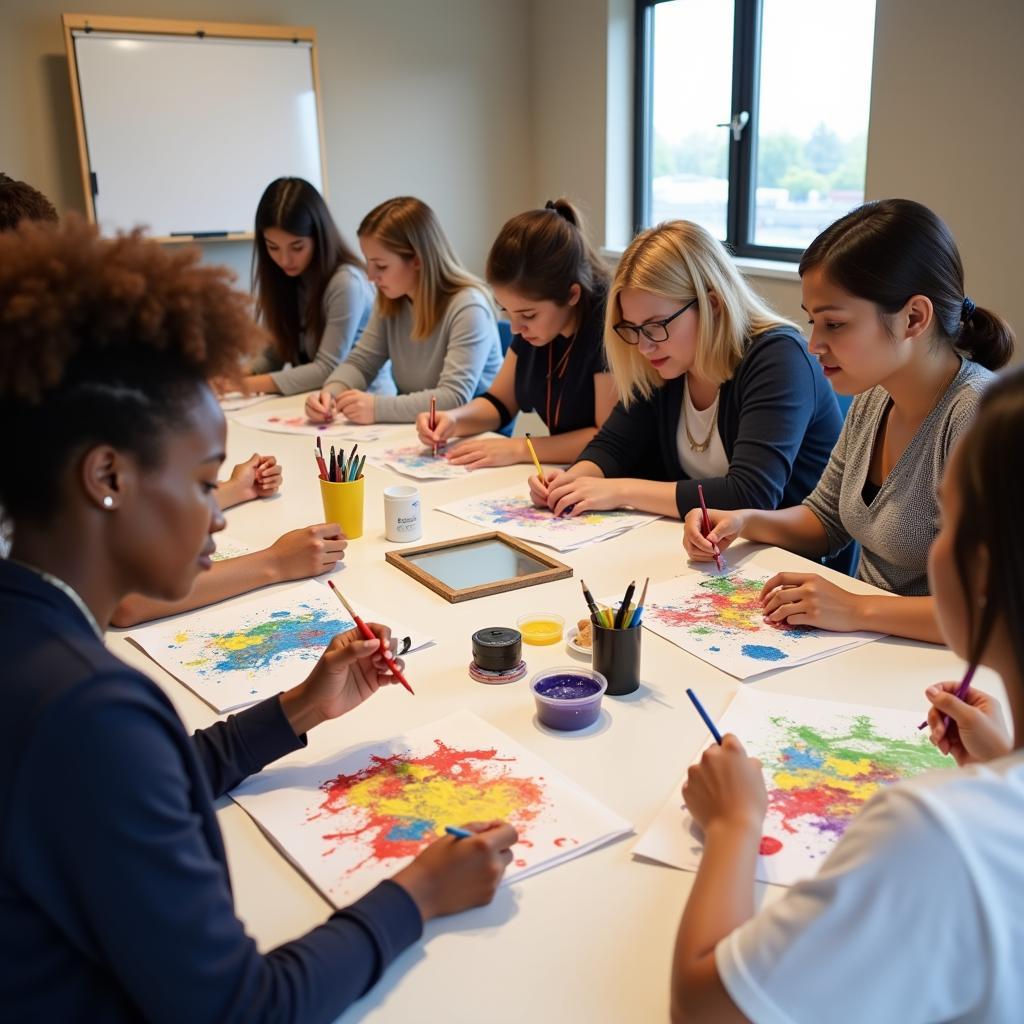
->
358, 197, 485, 340
605, 220, 796, 406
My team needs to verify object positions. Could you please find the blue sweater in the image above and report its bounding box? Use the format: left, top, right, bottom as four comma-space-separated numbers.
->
577, 327, 841, 516
0, 559, 422, 1023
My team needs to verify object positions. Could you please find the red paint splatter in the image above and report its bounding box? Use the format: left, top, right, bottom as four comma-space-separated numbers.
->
553, 836, 578, 848
312, 739, 546, 875
759, 836, 783, 856
649, 575, 799, 635
515, 858, 527, 867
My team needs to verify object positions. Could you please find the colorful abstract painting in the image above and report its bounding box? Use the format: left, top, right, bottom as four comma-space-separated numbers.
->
438, 485, 659, 552
230, 710, 633, 906
232, 408, 398, 441
368, 444, 473, 480
640, 562, 882, 678
126, 580, 432, 713
634, 689, 951, 887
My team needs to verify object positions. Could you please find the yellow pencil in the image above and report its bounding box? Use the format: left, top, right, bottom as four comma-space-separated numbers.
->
524, 432, 544, 481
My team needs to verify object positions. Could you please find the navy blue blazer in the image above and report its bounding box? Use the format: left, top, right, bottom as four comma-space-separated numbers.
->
0, 559, 422, 1022
577, 327, 842, 516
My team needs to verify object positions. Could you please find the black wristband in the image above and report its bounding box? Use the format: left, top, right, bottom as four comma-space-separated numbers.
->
479, 391, 513, 429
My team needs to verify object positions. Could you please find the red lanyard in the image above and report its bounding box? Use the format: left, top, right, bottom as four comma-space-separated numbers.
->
545, 333, 577, 433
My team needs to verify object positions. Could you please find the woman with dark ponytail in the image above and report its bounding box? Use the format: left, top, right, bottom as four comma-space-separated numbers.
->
685, 198, 1015, 643
416, 199, 617, 467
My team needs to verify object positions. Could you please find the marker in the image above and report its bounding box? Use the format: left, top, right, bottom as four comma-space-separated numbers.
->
580, 579, 602, 623
697, 483, 724, 573
445, 825, 472, 839
918, 663, 976, 732
429, 395, 438, 456
686, 688, 723, 745
314, 445, 328, 480
614, 579, 636, 630
326, 580, 415, 695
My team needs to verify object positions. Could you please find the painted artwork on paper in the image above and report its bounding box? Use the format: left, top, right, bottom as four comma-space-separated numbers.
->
634, 689, 951, 887
640, 562, 881, 678
369, 444, 473, 481
232, 409, 397, 441
126, 580, 431, 713
438, 485, 658, 552
230, 710, 633, 906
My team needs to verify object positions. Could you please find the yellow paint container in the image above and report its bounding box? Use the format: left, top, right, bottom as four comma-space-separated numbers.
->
517, 613, 565, 646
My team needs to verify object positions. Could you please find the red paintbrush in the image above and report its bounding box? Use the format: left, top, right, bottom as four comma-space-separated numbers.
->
697, 483, 724, 573
327, 580, 415, 695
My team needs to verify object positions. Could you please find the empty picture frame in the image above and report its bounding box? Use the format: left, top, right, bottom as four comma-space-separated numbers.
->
385, 532, 572, 603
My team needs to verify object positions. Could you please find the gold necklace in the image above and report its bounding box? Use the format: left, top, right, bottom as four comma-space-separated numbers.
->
683, 381, 721, 453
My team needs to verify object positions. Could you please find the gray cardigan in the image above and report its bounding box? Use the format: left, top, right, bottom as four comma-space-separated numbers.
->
803, 358, 994, 596
323, 287, 501, 421
251, 265, 376, 395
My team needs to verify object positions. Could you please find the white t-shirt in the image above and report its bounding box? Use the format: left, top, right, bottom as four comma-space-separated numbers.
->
676, 377, 729, 479
716, 752, 1024, 1024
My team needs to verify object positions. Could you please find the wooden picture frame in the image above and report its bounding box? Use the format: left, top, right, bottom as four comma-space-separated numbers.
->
385, 532, 572, 603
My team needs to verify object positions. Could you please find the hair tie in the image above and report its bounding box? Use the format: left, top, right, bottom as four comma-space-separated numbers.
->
961, 296, 976, 322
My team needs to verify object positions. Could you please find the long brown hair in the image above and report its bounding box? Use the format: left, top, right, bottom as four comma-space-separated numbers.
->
252, 178, 363, 364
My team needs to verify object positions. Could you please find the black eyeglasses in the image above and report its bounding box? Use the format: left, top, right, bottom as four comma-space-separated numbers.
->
613, 298, 697, 345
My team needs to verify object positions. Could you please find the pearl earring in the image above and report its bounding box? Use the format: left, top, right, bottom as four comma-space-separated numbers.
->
102, 496, 114, 509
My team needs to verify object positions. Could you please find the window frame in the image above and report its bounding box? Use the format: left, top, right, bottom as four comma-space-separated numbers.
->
633, 0, 808, 263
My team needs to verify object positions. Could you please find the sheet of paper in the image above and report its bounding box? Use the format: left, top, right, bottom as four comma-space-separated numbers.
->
126, 579, 433, 713
367, 443, 474, 480
437, 484, 659, 552
231, 709, 633, 907
231, 409, 400, 442
218, 393, 275, 412
634, 688, 951, 887
639, 562, 883, 679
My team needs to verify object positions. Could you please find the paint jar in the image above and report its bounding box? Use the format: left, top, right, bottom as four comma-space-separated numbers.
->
383, 484, 422, 543
591, 620, 641, 696
472, 626, 522, 672
531, 666, 607, 731
517, 613, 564, 646
319, 475, 364, 540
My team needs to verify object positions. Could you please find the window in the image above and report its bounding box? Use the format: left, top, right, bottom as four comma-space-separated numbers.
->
634, 0, 876, 260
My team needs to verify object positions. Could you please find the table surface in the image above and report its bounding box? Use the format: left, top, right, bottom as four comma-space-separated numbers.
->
106, 393, 994, 1024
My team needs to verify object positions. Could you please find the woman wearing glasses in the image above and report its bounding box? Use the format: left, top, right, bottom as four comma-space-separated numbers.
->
415, 199, 617, 467
530, 220, 840, 519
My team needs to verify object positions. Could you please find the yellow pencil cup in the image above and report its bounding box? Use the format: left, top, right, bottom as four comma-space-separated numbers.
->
319, 475, 365, 540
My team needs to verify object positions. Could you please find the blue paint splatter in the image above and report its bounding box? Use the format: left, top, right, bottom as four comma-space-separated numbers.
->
387, 818, 436, 841
740, 643, 787, 662
780, 744, 824, 769
709, 645, 721, 652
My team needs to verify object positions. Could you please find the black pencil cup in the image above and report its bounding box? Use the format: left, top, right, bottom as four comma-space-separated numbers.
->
591, 620, 641, 696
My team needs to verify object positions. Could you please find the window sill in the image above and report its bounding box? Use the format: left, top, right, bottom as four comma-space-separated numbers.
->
600, 248, 800, 282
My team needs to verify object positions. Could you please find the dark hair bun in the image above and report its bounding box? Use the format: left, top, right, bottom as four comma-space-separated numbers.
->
961, 305, 1015, 371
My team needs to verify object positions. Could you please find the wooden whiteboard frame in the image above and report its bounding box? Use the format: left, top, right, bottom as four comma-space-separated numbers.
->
61, 13, 329, 243
385, 532, 573, 604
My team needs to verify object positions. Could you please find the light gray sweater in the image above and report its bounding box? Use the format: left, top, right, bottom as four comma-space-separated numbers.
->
803, 358, 994, 596
322, 286, 502, 422
251, 264, 377, 396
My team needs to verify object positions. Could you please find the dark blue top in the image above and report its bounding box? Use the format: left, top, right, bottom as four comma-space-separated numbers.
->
577, 327, 842, 517
0, 559, 422, 1023
508, 289, 608, 435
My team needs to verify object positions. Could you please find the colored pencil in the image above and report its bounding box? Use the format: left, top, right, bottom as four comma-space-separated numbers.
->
445, 825, 473, 839
326, 580, 415, 695
316, 435, 324, 457
580, 579, 602, 623
354, 454, 366, 481
614, 580, 636, 629
315, 445, 328, 480
430, 394, 438, 456
697, 483, 724, 573
628, 577, 650, 628
918, 663, 977, 732
524, 432, 545, 478
328, 446, 337, 483
686, 688, 723, 745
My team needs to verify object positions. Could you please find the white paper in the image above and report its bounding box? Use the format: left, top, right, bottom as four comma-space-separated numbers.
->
437, 484, 659, 552
231, 709, 633, 907
367, 443, 474, 480
218, 393, 274, 412
126, 580, 433, 713
231, 409, 400, 442
639, 561, 883, 679
634, 688, 952, 887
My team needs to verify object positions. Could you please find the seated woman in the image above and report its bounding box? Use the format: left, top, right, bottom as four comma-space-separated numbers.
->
684, 199, 1014, 643
0, 219, 517, 1021
239, 177, 383, 396
530, 219, 841, 520
305, 196, 502, 424
670, 366, 1024, 1024
416, 198, 616, 467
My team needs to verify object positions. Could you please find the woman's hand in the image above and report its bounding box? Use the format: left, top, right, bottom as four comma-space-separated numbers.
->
682, 507, 746, 562
282, 623, 405, 734
391, 821, 518, 922
416, 409, 457, 449
545, 474, 621, 517
266, 524, 348, 582
759, 572, 865, 631
926, 682, 1012, 765
335, 389, 376, 424
683, 734, 767, 834
445, 437, 525, 469
528, 467, 565, 507
217, 453, 282, 508
305, 388, 337, 424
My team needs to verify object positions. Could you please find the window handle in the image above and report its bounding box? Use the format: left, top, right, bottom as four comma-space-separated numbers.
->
716, 111, 750, 142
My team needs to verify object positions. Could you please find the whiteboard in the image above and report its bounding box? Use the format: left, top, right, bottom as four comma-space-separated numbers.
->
72, 31, 324, 238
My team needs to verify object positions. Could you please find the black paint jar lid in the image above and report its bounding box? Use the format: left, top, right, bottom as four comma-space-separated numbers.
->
472, 626, 522, 672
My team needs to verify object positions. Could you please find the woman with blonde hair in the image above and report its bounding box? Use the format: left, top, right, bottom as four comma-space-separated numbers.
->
531, 220, 841, 519
306, 196, 501, 424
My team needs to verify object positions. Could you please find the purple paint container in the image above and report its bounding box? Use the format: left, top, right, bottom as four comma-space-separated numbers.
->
530, 666, 607, 731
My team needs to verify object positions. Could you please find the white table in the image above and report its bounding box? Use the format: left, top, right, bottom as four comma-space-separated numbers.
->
107, 393, 994, 1024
